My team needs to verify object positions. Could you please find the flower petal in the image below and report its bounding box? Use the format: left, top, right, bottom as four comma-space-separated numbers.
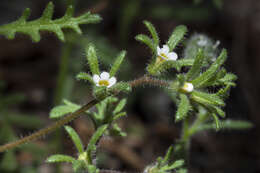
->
108, 77, 116, 88
93, 74, 100, 83
161, 45, 169, 54
168, 52, 178, 61
100, 72, 110, 80
157, 46, 161, 54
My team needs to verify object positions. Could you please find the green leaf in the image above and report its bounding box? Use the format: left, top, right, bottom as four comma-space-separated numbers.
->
167, 25, 187, 51
0, 2, 101, 42
109, 124, 127, 137
135, 34, 156, 52
86, 124, 108, 164
218, 73, 237, 86
50, 100, 80, 118
197, 120, 253, 132
165, 160, 185, 170
65, 126, 84, 154
76, 72, 93, 83
212, 113, 220, 130
72, 160, 86, 173
113, 98, 127, 114
192, 49, 227, 88
161, 146, 174, 164
109, 82, 132, 94
110, 50, 126, 77
186, 49, 204, 80
112, 112, 127, 122
46, 154, 75, 163
220, 120, 253, 130
216, 84, 232, 99
191, 91, 225, 107
143, 20, 159, 45
176, 168, 187, 173
175, 94, 191, 122
87, 44, 100, 75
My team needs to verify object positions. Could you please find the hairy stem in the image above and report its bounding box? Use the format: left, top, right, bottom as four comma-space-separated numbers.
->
0, 99, 98, 152
0, 76, 169, 152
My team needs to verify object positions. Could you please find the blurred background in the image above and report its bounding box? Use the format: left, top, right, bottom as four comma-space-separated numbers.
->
0, 0, 259, 172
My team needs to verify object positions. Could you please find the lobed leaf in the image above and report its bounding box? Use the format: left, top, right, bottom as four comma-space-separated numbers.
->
65, 126, 84, 154
0, 2, 101, 42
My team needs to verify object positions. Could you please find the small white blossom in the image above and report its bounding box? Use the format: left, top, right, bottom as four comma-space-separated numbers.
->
182, 82, 194, 93
197, 37, 208, 46
156, 45, 178, 63
92, 72, 116, 88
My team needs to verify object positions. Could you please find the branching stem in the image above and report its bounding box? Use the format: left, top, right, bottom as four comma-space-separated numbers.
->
0, 75, 169, 152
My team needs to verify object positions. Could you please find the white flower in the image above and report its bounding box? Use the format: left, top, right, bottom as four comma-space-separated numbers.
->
92, 72, 116, 88
156, 45, 178, 63
182, 82, 194, 93
197, 39, 207, 46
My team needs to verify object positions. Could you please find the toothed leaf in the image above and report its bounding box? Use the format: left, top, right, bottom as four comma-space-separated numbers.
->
192, 49, 227, 88
175, 94, 191, 122
135, 34, 156, 53
167, 25, 187, 51
0, 2, 101, 42
110, 51, 126, 77
143, 20, 159, 45
191, 91, 225, 107
87, 44, 100, 75
186, 49, 204, 80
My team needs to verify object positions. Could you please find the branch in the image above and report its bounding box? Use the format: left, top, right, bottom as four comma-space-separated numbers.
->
0, 76, 169, 152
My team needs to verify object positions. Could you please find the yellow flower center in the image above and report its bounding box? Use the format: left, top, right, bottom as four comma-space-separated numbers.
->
98, 80, 110, 86
156, 53, 168, 63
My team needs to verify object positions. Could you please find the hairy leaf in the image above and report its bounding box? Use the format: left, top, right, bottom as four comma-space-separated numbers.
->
191, 91, 225, 107
143, 20, 159, 45
0, 2, 101, 42
46, 154, 75, 163
192, 49, 227, 88
110, 50, 126, 77
86, 125, 108, 164
87, 44, 100, 75
175, 94, 191, 122
186, 49, 204, 80
167, 25, 187, 51
135, 34, 156, 53
65, 126, 84, 154
76, 72, 93, 83
50, 99, 80, 118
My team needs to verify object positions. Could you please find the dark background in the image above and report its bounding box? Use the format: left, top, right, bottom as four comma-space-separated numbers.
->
0, 0, 259, 172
